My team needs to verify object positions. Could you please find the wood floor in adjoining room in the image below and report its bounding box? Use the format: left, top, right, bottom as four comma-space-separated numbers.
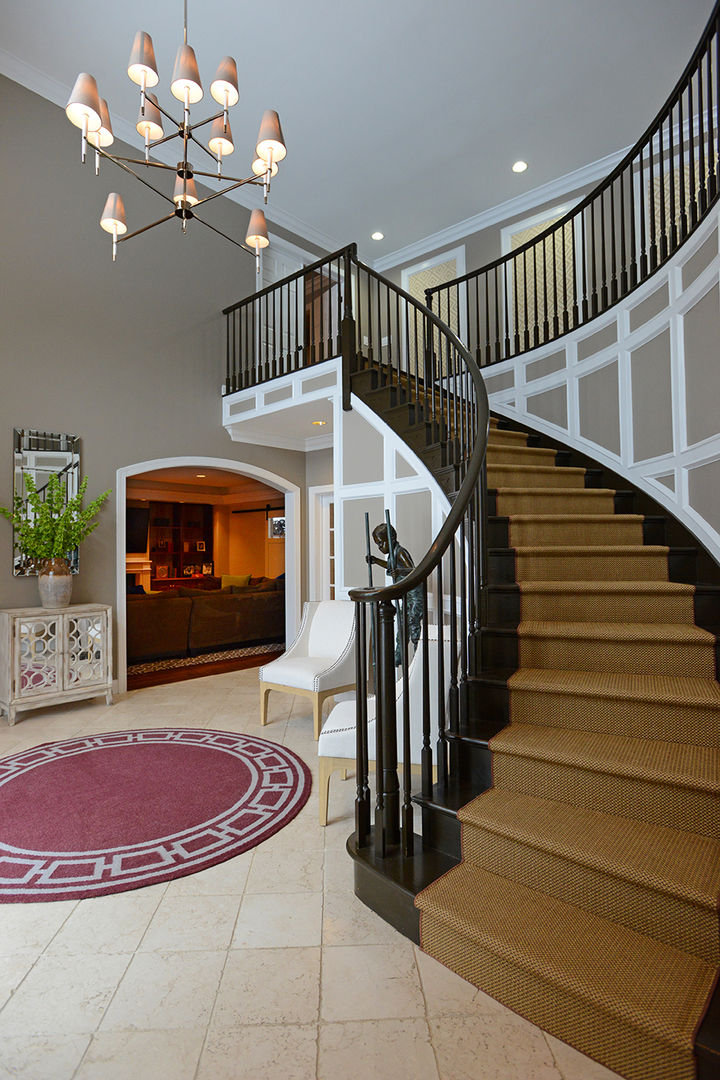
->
0, 670, 622, 1080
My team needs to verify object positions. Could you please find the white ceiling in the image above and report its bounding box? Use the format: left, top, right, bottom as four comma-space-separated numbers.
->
0, 0, 712, 262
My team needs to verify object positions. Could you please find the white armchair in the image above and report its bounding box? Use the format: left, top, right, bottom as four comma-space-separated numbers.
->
259, 600, 357, 739
317, 625, 451, 824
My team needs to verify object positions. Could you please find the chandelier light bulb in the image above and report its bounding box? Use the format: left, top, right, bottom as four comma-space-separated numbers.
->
171, 43, 203, 104
210, 56, 239, 107
127, 31, 159, 89
255, 110, 286, 165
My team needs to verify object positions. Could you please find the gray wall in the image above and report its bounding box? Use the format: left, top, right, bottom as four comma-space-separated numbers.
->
0, 76, 308, 613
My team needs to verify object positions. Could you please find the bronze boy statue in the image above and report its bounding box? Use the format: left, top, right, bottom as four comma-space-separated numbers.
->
367, 522, 423, 666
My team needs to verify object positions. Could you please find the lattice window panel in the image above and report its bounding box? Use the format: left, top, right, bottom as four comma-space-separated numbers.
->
66, 614, 106, 687
511, 216, 575, 340
17, 617, 59, 697
407, 258, 459, 378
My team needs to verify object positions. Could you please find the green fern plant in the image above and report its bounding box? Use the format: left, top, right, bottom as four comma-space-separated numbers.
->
0, 472, 111, 564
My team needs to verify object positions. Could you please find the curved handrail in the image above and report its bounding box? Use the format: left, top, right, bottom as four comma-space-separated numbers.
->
427, 0, 720, 362
348, 253, 489, 604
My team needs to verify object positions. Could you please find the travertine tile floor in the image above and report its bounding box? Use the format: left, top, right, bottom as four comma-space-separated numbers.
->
0, 668, 624, 1080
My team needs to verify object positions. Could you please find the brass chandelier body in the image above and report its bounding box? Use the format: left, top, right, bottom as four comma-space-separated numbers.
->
65, 3, 285, 267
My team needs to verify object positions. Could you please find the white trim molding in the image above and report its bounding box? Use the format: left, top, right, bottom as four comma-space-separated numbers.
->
374, 146, 630, 274
483, 205, 720, 565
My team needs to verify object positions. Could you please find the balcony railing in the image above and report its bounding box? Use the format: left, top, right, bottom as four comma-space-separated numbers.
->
427, 1, 720, 366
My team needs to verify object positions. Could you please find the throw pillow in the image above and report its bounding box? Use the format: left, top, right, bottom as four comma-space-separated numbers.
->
221, 573, 252, 589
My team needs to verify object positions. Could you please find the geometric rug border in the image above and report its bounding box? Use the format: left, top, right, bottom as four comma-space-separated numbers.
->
0, 728, 312, 904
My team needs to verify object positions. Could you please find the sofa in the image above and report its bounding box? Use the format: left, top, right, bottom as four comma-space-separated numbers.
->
126, 577, 285, 663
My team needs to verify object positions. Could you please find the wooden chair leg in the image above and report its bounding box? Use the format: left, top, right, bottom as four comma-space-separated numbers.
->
259, 684, 271, 726
312, 694, 323, 740
318, 756, 333, 826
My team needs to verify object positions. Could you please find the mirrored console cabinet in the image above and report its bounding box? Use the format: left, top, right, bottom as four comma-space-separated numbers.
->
0, 604, 113, 725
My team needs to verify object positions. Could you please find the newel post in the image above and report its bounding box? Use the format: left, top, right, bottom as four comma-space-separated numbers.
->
341, 244, 357, 412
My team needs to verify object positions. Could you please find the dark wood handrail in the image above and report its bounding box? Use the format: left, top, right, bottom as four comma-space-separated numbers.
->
347, 254, 489, 604
426, 0, 720, 361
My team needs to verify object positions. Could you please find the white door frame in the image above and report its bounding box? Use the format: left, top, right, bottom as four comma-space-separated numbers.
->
307, 483, 334, 600
115, 456, 301, 693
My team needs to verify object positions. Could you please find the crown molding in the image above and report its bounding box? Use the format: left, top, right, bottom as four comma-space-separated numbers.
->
372, 145, 631, 273
0, 48, 340, 256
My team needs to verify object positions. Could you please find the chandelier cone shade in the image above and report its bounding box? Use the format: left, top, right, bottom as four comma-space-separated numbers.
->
246, 208, 270, 249
87, 98, 114, 149
208, 116, 234, 157
210, 56, 239, 107
65, 72, 102, 131
255, 109, 286, 164
100, 193, 127, 235
171, 43, 203, 103
127, 31, 159, 88
136, 93, 163, 141
173, 174, 199, 208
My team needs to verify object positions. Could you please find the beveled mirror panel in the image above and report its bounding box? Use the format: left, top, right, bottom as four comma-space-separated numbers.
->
12, 429, 80, 576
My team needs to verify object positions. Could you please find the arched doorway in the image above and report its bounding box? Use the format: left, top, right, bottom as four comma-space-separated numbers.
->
115, 456, 301, 693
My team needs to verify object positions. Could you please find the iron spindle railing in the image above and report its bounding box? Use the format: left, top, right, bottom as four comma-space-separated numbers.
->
425, 2, 720, 364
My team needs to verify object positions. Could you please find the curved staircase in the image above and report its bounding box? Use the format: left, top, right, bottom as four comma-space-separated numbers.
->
414, 416, 720, 1080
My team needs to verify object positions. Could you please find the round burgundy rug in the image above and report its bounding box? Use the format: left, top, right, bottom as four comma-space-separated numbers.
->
0, 728, 312, 902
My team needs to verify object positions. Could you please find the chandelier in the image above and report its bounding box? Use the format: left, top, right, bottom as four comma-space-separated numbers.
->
64, 2, 285, 269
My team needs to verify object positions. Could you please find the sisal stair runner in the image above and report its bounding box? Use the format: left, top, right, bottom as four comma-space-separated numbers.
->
416, 416, 720, 1080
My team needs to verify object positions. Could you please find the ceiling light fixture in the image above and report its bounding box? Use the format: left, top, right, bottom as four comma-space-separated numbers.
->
371, 231, 384, 240
512, 160, 528, 173
311, 420, 327, 426
65, 0, 286, 270
195, 473, 206, 477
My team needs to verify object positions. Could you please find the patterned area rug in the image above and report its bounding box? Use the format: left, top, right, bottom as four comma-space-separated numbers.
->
128, 642, 283, 675
0, 728, 311, 902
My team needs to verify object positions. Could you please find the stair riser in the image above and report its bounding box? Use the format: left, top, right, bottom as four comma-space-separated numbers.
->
517, 636, 716, 678
487, 467, 586, 489
488, 517, 665, 547
461, 824, 719, 964
509, 687, 720, 747
418, 913, 695, 1080
518, 592, 695, 624
492, 753, 720, 839
419, 803, 461, 859
486, 447, 559, 466
489, 549, 670, 584
515, 553, 669, 582
491, 493, 618, 515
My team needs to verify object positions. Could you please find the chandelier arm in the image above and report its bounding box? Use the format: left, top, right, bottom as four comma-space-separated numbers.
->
187, 131, 221, 165
146, 129, 185, 150
117, 210, 178, 244
192, 176, 262, 207
193, 213, 256, 256
111, 156, 178, 172
97, 149, 176, 206
187, 110, 225, 132
147, 97, 182, 128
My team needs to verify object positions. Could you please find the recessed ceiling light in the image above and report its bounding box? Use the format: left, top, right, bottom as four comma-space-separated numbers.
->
196, 473, 206, 478
311, 420, 327, 426
512, 160, 528, 173
371, 231, 384, 241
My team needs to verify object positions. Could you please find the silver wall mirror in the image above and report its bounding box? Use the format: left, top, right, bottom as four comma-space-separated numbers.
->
12, 429, 80, 576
